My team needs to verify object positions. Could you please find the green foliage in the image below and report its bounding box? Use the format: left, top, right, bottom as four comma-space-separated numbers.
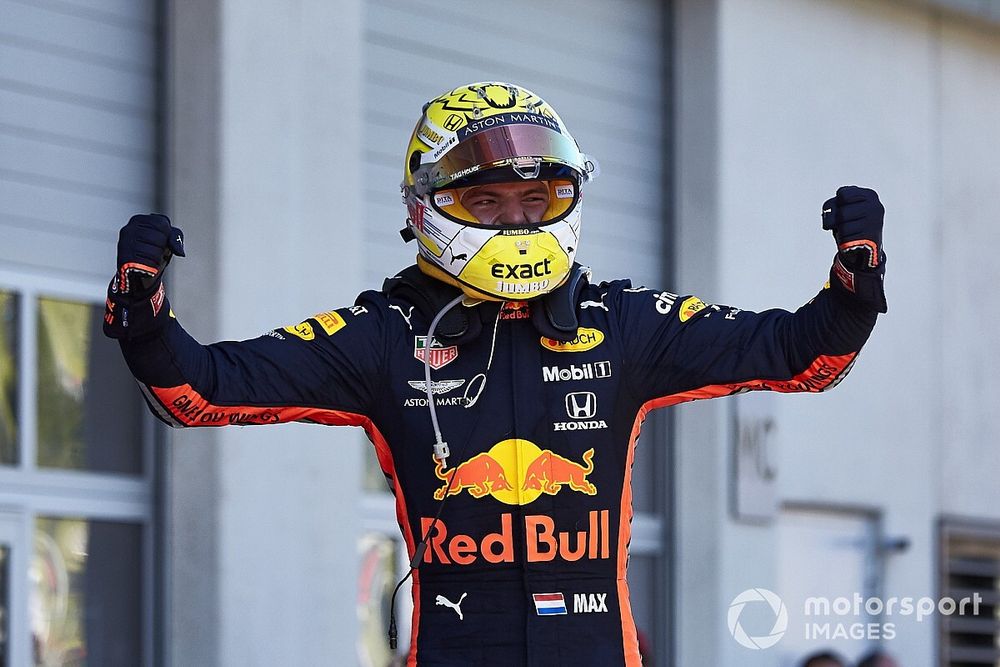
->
0, 292, 17, 464
36, 299, 89, 470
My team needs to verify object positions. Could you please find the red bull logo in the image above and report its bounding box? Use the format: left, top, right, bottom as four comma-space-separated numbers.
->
522, 449, 596, 496
420, 510, 611, 565
434, 453, 513, 500
432, 439, 597, 505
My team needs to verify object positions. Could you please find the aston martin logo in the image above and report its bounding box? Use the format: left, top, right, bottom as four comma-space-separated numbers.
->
408, 379, 466, 395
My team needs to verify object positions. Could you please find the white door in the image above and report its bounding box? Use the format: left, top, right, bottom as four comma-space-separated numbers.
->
0, 512, 27, 667
776, 506, 881, 665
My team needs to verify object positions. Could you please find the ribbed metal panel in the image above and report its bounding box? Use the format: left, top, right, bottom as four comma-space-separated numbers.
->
362, 0, 667, 288
0, 0, 159, 279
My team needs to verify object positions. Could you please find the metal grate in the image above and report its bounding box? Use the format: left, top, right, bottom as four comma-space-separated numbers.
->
939, 518, 1000, 666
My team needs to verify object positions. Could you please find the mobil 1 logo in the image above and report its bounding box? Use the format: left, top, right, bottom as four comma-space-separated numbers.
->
542, 360, 612, 383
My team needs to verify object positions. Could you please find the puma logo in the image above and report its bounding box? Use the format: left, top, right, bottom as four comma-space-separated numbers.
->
389, 304, 414, 330
435, 593, 468, 620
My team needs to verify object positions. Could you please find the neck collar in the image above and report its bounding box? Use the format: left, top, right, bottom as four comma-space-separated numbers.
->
383, 260, 590, 345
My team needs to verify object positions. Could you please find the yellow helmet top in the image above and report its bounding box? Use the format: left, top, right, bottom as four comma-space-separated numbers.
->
400, 82, 598, 301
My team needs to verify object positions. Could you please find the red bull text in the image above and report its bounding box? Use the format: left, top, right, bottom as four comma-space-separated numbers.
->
420, 510, 611, 565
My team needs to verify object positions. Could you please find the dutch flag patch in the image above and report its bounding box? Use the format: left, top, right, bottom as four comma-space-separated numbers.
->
533, 592, 568, 616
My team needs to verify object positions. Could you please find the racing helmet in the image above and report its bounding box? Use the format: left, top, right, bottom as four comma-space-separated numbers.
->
401, 82, 598, 301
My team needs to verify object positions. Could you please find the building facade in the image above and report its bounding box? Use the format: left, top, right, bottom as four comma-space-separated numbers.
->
0, 0, 998, 665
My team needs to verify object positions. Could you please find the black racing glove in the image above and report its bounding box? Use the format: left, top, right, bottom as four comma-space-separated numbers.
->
822, 186, 887, 313
104, 214, 185, 340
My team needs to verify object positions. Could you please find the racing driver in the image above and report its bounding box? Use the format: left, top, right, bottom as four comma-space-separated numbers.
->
104, 82, 887, 666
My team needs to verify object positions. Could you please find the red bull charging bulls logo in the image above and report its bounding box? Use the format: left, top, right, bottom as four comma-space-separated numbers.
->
426, 440, 608, 565
433, 439, 596, 505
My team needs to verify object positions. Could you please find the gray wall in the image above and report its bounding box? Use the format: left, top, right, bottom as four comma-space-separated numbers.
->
673, 0, 1000, 664
166, 0, 365, 664
163, 0, 1000, 663
0, 0, 158, 280
360, 0, 669, 290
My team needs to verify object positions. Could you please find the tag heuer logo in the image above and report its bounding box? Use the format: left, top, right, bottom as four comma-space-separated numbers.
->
414, 336, 459, 370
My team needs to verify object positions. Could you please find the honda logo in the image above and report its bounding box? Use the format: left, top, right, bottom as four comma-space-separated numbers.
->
565, 392, 597, 420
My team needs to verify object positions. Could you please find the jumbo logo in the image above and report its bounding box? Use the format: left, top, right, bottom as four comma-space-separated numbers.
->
419, 125, 444, 145
540, 327, 604, 353
433, 439, 597, 505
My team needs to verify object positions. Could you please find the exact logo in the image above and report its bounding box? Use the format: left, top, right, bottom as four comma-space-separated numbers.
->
542, 360, 612, 383
727, 588, 788, 650
540, 327, 605, 353
432, 439, 597, 504
491, 258, 553, 279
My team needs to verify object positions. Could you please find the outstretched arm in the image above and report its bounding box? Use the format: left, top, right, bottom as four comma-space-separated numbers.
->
104, 215, 384, 427
618, 186, 886, 406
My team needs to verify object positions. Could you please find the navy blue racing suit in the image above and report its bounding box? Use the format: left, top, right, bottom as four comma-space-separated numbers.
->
114, 262, 880, 666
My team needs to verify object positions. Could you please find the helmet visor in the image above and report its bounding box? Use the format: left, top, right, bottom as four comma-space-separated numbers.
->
413, 123, 587, 195
431, 178, 579, 226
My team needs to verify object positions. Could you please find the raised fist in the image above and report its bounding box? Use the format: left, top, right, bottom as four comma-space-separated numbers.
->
114, 214, 185, 296
822, 186, 883, 271
821, 186, 887, 313
105, 214, 184, 339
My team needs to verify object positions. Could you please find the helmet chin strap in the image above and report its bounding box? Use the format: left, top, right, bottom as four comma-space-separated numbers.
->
415, 255, 502, 302
396, 257, 590, 343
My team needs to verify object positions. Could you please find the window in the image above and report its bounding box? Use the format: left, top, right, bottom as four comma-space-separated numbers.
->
356, 531, 400, 667
777, 505, 881, 661
31, 517, 142, 667
35, 297, 143, 474
1, 544, 8, 667
0, 291, 17, 466
0, 281, 154, 666
939, 518, 1000, 666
